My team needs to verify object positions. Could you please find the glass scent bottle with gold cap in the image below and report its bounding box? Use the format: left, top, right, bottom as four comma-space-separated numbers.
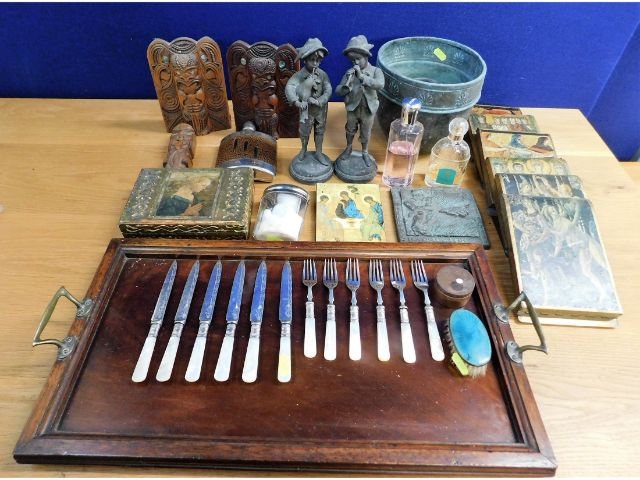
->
425, 117, 471, 186
382, 98, 424, 187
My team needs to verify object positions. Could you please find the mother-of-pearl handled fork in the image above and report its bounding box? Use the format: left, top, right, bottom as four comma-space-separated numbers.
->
346, 258, 361, 361
322, 258, 338, 361
411, 260, 445, 361
369, 259, 390, 361
302, 259, 317, 358
390, 259, 416, 364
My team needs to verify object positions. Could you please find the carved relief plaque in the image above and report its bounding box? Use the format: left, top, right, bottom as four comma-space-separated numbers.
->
148, 37, 231, 136
391, 186, 489, 247
227, 40, 300, 138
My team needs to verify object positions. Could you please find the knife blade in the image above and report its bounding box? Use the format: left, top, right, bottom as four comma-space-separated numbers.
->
131, 260, 178, 383
277, 261, 293, 383
242, 261, 267, 383
185, 260, 222, 382
156, 260, 199, 382
214, 260, 245, 382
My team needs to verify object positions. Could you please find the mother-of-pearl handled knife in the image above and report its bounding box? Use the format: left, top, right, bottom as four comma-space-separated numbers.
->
242, 261, 267, 383
185, 261, 222, 382
278, 261, 293, 383
156, 261, 199, 382
214, 261, 245, 382
131, 261, 177, 383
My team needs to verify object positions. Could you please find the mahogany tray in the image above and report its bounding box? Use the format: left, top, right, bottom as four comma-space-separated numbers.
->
15, 239, 556, 475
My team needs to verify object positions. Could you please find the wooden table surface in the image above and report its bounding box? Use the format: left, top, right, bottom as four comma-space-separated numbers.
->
1, 99, 639, 477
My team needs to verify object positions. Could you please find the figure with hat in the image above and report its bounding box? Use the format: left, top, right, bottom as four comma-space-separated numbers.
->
335, 35, 385, 183
285, 38, 334, 184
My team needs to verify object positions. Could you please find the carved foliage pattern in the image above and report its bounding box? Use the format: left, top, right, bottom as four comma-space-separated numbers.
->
123, 169, 164, 220
213, 169, 253, 223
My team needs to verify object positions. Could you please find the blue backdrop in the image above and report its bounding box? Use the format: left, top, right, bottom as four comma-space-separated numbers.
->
2, 2, 639, 159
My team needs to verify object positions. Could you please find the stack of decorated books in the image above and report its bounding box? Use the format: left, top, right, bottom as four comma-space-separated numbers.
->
468, 105, 622, 327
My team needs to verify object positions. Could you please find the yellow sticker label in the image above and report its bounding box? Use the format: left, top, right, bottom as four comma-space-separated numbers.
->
434, 48, 447, 61
451, 352, 469, 376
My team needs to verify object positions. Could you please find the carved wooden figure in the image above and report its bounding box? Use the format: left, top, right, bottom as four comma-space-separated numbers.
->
164, 123, 196, 168
227, 41, 300, 139
148, 37, 231, 136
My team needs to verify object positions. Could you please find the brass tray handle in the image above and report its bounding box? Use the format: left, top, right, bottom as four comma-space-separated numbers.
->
493, 291, 548, 364
33, 287, 93, 360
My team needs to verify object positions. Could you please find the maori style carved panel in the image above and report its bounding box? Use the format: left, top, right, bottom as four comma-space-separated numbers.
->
227, 40, 300, 138
148, 37, 231, 136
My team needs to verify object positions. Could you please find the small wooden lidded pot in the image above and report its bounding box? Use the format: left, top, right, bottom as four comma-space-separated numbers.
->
433, 265, 476, 308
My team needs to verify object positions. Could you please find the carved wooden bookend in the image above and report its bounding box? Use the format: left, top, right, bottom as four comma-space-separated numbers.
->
227, 40, 300, 139
148, 37, 231, 136
164, 123, 196, 168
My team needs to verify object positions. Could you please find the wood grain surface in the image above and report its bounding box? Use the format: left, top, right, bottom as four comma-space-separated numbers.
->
1, 99, 639, 476
13, 240, 555, 475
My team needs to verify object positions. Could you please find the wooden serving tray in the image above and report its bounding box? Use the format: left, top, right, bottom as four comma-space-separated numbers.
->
15, 239, 556, 475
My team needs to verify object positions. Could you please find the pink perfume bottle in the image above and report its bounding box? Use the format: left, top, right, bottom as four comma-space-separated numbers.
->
382, 98, 424, 187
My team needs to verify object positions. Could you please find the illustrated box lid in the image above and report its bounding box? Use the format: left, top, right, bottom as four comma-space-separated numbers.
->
119, 168, 254, 239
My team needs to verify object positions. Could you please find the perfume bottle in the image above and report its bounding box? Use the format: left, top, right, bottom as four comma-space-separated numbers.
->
382, 98, 424, 187
425, 117, 471, 186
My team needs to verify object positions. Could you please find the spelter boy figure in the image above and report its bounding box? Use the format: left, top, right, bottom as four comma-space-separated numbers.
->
285, 38, 334, 183
335, 35, 385, 183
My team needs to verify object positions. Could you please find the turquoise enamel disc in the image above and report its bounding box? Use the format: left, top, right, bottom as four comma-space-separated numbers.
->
449, 309, 492, 367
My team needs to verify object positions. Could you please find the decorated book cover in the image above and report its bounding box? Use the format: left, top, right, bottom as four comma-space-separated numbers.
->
477, 131, 557, 187
316, 183, 385, 242
503, 195, 622, 326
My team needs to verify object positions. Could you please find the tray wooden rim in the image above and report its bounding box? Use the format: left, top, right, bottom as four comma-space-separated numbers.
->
14, 239, 556, 475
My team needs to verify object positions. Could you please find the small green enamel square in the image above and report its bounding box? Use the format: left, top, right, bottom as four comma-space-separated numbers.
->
434, 48, 447, 61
